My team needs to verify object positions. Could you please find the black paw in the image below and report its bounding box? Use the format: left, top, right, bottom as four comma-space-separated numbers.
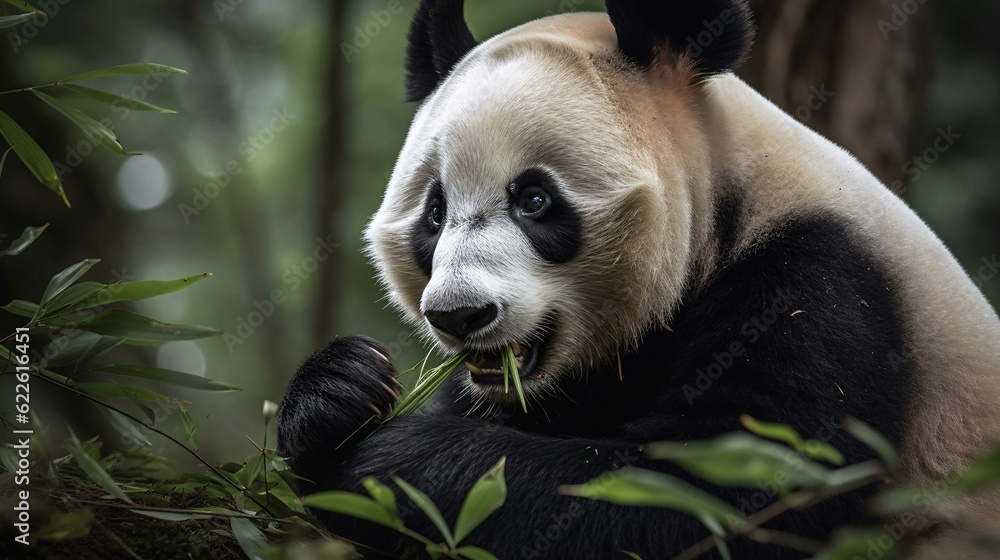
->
277, 335, 400, 483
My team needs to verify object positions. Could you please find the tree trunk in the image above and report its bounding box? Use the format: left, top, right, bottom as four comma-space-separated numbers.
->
739, 0, 936, 195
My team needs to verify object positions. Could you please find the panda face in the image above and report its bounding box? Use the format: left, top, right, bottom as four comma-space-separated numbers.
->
366, 14, 709, 404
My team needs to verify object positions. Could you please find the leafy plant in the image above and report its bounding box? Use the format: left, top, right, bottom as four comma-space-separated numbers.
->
304, 457, 507, 560
0, 62, 185, 206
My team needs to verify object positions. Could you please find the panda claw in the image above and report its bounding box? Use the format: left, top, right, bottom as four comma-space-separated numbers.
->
379, 381, 399, 399
366, 402, 383, 418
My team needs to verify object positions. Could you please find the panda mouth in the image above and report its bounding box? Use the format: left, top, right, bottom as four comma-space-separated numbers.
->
463, 336, 547, 385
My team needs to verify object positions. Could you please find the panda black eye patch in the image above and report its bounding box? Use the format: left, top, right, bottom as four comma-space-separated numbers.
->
507, 169, 582, 264
410, 180, 445, 277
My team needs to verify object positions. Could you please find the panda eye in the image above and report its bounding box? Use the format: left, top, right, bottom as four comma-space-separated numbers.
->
429, 200, 444, 228
518, 187, 551, 218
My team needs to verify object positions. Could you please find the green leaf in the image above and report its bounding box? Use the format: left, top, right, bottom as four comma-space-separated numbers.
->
812, 527, 896, 560
1, 224, 48, 257
456, 546, 500, 560
34, 90, 137, 155
62, 84, 177, 114
0, 12, 34, 28
130, 510, 211, 521
81, 273, 213, 309
454, 457, 507, 544
42, 332, 123, 369
0, 144, 14, 183
0, 109, 68, 206
90, 364, 240, 392
36, 259, 100, 319
950, 445, 1000, 494
844, 417, 900, 471
73, 381, 172, 402
177, 401, 198, 449
392, 476, 456, 549
714, 536, 732, 560
41, 281, 106, 318
621, 553, 644, 560
103, 408, 151, 447
362, 478, 398, 515
560, 467, 742, 537
67, 428, 134, 504
2, 0, 42, 14
647, 434, 831, 493
1, 299, 38, 318
230, 517, 267, 560
303, 491, 401, 529
73, 309, 222, 342
34, 509, 94, 541
740, 415, 844, 465
61, 63, 188, 83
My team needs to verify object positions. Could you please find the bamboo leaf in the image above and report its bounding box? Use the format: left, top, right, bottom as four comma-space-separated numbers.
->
61, 63, 188, 83
0, 109, 68, 205
455, 547, 500, 560
1, 299, 37, 318
646, 434, 831, 493
73, 381, 172, 403
0, 12, 34, 28
67, 428, 134, 504
303, 491, 401, 529
35, 259, 100, 319
741, 415, 844, 465
177, 401, 198, 449
392, 476, 456, 549
80, 273, 213, 310
845, 417, 900, 471
230, 517, 267, 560
1, 224, 48, 257
560, 467, 742, 537
42, 331, 122, 369
34, 90, 137, 155
3, 0, 42, 14
90, 364, 240, 392
72, 309, 222, 342
62, 84, 177, 113
453, 457, 507, 544
130, 510, 210, 521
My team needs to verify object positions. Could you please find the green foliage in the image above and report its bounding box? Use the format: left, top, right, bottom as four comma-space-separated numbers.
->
0, 63, 184, 206
304, 457, 507, 560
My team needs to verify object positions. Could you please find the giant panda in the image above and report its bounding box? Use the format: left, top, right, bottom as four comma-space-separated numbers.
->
277, 1, 1000, 558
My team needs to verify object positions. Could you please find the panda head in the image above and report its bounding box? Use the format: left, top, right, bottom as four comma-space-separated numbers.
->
366, 0, 754, 404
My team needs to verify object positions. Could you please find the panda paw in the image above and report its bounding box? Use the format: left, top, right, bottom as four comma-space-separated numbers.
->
277, 335, 401, 476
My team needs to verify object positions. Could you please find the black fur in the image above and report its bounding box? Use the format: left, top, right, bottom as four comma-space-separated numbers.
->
411, 181, 445, 277
606, 0, 754, 73
278, 212, 913, 559
404, 0, 477, 102
276, 336, 398, 485
508, 169, 583, 265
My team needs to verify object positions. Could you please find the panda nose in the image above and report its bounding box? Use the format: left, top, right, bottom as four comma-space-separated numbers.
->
425, 304, 498, 339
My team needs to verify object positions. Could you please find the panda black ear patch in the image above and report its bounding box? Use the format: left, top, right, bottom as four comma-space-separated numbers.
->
405, 0, 478, 102
605, 0, 754, 75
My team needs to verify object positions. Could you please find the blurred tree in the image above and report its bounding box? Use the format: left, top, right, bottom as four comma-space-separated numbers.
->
740, 0, 936, 194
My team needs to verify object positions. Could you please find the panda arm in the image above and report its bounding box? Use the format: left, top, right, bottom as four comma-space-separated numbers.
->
312, 411, 719, 559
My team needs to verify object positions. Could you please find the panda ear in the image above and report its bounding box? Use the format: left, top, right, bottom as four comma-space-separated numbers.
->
605, 0, 754, 75
405, 0, 478, 103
